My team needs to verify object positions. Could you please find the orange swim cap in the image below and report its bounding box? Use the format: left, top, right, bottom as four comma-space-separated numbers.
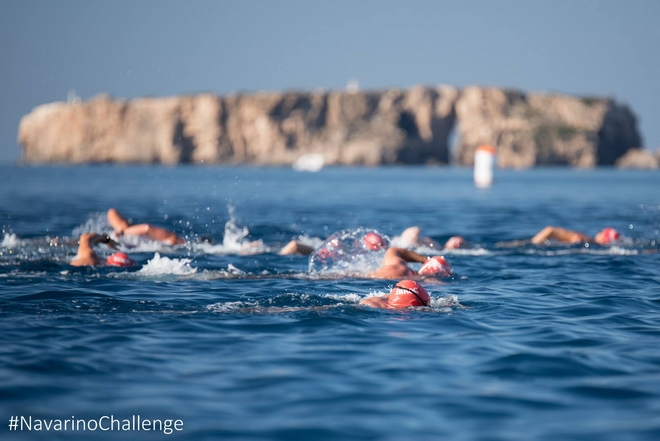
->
364, 232, 387, 251
444, 236, 466, 249
418, 256, 453, 277
107, 252, 136, 267
597, 228, 620, 244
387, 280, 430, 308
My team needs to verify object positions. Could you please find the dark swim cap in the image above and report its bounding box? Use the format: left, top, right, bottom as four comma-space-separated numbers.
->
387, 280, 430, 308
364, 232, 387, 251
107, 252, 136, 267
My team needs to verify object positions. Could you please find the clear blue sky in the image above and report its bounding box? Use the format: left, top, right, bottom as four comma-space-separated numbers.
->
1, 0, 658, 164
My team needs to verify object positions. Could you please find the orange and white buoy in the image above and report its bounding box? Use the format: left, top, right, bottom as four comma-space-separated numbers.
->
474, 145, 496, 188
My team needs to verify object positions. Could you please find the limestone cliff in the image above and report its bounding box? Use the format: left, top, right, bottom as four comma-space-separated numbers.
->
454, 87, 641, 167
18, 85, 641, 167
615, 148, 659, 169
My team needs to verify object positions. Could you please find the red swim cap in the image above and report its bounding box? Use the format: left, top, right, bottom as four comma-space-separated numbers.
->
418, 256, 453, 277
107, 252, 136, 267
364, 232, 387, 251
444, 236, 466, 249
597, 227, 620, 244
315, 247, 338, 264
387, 280, 430, 308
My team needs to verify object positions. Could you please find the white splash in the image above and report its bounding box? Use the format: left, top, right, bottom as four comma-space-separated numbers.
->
595, 246, 639, 256
206, 301, 257, 312
414, 245, 491, 256
139, 253, 196, 276
195, 205, 268, 255
72, 212, 110, 237
364, 289, 389, 298
430, 294, 461, 308
226, 263, 246, 275
118, 236, 174, 253
1, 234, 20, 248
321, 293, 363, 303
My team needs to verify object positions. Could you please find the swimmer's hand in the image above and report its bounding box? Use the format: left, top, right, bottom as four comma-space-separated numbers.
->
100, 234, 120, 250
87, 233, 119, 249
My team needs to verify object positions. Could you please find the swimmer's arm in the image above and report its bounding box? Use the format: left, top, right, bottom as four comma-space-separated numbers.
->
531, 226, 589, 244
279, 240, 314, 256
359, 295, 389, 308
71, 233, 103, 267
122, 224, 184, 245
386, 248, 429, 263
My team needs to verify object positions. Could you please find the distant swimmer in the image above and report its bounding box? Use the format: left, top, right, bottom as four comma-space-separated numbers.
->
368, 247, 453, 279
278, 241, 315, 256
397, 226, 467, 250
107, 208, 185, 246
280, 230, 387, 256
360, 280, 430, 309
280, 227, 465, 256
71, 233, 136, 267
531, 226, 620, 246
444, 236, 467, 249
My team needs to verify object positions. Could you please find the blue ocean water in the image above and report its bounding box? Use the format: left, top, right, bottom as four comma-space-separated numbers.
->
1, 165, 659, 440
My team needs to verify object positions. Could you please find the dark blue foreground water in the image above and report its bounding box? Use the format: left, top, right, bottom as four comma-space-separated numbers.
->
1, 166, 659, 440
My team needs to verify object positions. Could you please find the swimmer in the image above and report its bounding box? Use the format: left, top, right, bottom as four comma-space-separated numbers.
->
280, 230, 387, 256
280, 228, 464, 256
368, 247, 453, 279
71, 233, 136, 267
360, 280, 430, 309
397, 227, 466, 250
531, 226, 620, 245
107, 208, 185, 246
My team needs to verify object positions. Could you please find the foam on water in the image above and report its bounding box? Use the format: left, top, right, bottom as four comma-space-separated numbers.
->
205, 301, 259, 312
414, 244, 491, 256
72, 212, 110, 237
138, 252, 197, 276
1, 233, 20, 248
289, 233, 324, 250
322, 292, 364, 303
117, 236, 178, 253
193, 205, 271, 255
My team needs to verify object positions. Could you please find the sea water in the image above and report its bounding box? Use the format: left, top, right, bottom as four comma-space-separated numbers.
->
1, 165, 659, 440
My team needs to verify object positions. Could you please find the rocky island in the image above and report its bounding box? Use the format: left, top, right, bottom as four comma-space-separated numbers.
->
18, 85, 642, 167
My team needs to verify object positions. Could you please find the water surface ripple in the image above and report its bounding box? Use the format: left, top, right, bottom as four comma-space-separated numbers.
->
1, 166, 659, 440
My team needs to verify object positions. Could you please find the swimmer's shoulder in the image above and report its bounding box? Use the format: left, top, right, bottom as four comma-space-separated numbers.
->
360, 296, 389, 308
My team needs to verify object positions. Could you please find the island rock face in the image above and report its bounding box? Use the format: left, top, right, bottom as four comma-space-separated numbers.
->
615, 148, 659, 169
18, 86, 641, 167
455, 87, 641, 167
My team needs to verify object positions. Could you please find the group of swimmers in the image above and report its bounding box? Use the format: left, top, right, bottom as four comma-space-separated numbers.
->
70, 208, 185, 267
71, 208, 621, 310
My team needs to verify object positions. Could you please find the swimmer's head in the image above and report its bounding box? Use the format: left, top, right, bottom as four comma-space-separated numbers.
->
315, 247, 338, 264
196, 236, 214, 245
594, 227, 620, 245
444, 236, 466, 249
364, 232, 388, 251
418, 256, 453, 277
387, 280, 430, 308
107, 252, 136, 268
